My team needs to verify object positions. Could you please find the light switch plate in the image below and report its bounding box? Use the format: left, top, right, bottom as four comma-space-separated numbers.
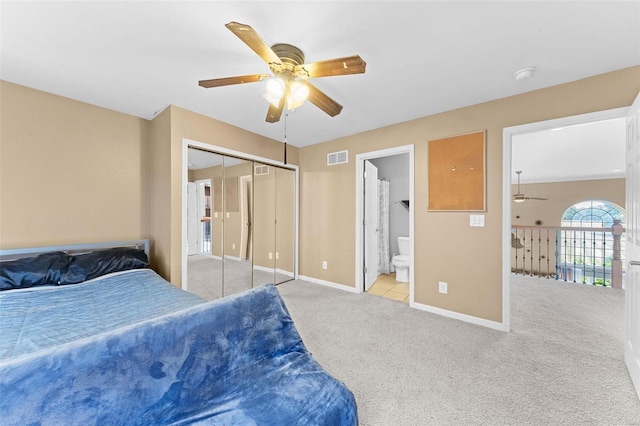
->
470, 214, 485, 227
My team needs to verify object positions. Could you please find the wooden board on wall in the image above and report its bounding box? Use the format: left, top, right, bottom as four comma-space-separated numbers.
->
428, 130, 486, 211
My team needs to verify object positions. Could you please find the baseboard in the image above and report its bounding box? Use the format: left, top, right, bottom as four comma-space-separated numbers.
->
252, 265, 294, 278
275, 268, 294, 277
253, 265, 272, 273
411, 301, 509, 332
298, 275, 360, 294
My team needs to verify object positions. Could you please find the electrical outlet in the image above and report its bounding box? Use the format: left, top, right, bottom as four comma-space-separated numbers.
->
226, 212, 230, 218
269, 252, 272, 260
322, 261, 328, 270
438, 281, 448, 294
232, 243, 235, 250
276, 252, 279, 260
214, 212, 218, 218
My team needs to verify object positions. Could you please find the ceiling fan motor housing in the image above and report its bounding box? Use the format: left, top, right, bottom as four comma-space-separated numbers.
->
270, 43, 305, 74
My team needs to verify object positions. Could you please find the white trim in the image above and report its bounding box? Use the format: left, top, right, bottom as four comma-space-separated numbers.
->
276, 268, 295, 278
254, 264, 294, 277
502, 106, 629, 333
411, 301, 509, 332
184, 138, 293, 169
254, 265, 295, 281
253, 264, 274, 274
355, 145, 415, 303
181, 139, 300, 291
298, 275, 361, 294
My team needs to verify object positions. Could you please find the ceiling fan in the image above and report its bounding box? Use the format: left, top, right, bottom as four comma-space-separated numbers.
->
198, 22, 367, 123
513, 171, 548, 202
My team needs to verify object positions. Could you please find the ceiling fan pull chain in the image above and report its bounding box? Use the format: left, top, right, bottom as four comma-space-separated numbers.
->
284, 113, 288, 165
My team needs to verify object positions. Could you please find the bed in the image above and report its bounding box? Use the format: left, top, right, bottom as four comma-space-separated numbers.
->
0, 240, 358, 425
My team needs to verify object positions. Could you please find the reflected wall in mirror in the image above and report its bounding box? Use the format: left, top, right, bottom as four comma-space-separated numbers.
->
253, 162, 276, 288
222, 158, 253, 296
186, 147, 224, 301
275, 167, 295, 284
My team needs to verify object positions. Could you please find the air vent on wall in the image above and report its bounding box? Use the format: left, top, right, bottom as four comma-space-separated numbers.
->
327, 150, 348, 166
254, 164, 270, 175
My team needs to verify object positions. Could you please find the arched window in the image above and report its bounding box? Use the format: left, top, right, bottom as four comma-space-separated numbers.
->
559, 200, 625, 286
561, 200, 625, 227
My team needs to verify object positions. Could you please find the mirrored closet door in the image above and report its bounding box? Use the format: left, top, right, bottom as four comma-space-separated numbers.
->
222, 158, 253, 296
252, 161, 276, 288
186, 148, 296, 301
186, 149, 224, 300
275, 167, 295, 284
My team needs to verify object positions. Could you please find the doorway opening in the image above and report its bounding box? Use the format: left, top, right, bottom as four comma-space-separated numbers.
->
355, 145, 414, 304
503, 106, 629, 331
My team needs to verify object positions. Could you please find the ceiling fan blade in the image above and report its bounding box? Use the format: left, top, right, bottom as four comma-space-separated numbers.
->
199, 74, 269, 88
307, 82, 343, 117
266, 96, 285, 123
525, 197, 549, 201
295, 55, 366, 78
225, 22, 282, 66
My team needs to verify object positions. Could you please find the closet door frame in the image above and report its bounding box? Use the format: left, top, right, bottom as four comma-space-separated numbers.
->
180, 138, 299, 291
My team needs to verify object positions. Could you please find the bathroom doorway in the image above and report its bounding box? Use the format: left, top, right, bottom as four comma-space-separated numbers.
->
355, 145, 414, 304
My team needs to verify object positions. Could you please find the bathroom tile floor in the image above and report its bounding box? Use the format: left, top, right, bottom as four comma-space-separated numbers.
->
367, 273, 409, 303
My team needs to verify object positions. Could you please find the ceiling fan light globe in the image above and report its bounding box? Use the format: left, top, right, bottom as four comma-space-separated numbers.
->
265, 77, 285, 98
289, 80, 309, 104
285, 93, 304, 110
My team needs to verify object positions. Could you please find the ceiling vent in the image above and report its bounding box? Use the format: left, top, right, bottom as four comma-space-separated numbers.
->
254, 164, 270, 175
327, 150, 348, 166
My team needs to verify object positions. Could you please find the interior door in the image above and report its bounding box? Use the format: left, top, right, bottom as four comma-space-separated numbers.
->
364, 160, 379, 291
625, 92, 640, 400
187, 182, 198, 255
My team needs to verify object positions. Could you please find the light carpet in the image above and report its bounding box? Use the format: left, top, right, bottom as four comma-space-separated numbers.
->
186, 254, 291, 300
273, 274, 640, 425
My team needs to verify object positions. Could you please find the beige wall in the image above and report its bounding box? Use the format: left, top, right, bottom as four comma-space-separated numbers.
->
298, 66, 640, 323
512, 178, 625, 227
0, 81, 150, 249
2, 66, 638, 325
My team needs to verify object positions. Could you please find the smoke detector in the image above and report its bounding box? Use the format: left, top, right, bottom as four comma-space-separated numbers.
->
513, 66, 536, 81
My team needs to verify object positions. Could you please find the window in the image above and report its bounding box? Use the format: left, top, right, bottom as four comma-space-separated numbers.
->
559, 200, 625, 286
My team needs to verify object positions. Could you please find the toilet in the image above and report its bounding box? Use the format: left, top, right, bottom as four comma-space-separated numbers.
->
392, 236, 410, 282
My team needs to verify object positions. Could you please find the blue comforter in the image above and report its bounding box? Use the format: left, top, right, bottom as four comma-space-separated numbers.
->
0, 269, 206, 360
0, 283, 358, 425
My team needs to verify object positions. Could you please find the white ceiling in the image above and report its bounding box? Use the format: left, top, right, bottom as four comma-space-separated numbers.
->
512, 117, 627, 184
2, 1, 638, 180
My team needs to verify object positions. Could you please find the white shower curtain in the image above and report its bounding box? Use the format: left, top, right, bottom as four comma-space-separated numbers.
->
378, 179, 391, 274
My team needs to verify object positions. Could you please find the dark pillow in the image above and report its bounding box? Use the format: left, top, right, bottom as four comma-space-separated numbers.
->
0, 251, 72, 291
60, 247, 149, 285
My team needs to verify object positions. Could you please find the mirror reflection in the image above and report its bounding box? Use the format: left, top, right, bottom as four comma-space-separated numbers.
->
222, 158, 253, 296
186, 148, 296, 300
252, 162, 276, 288
275, 167, 295, 284
186, 148, 224, 300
